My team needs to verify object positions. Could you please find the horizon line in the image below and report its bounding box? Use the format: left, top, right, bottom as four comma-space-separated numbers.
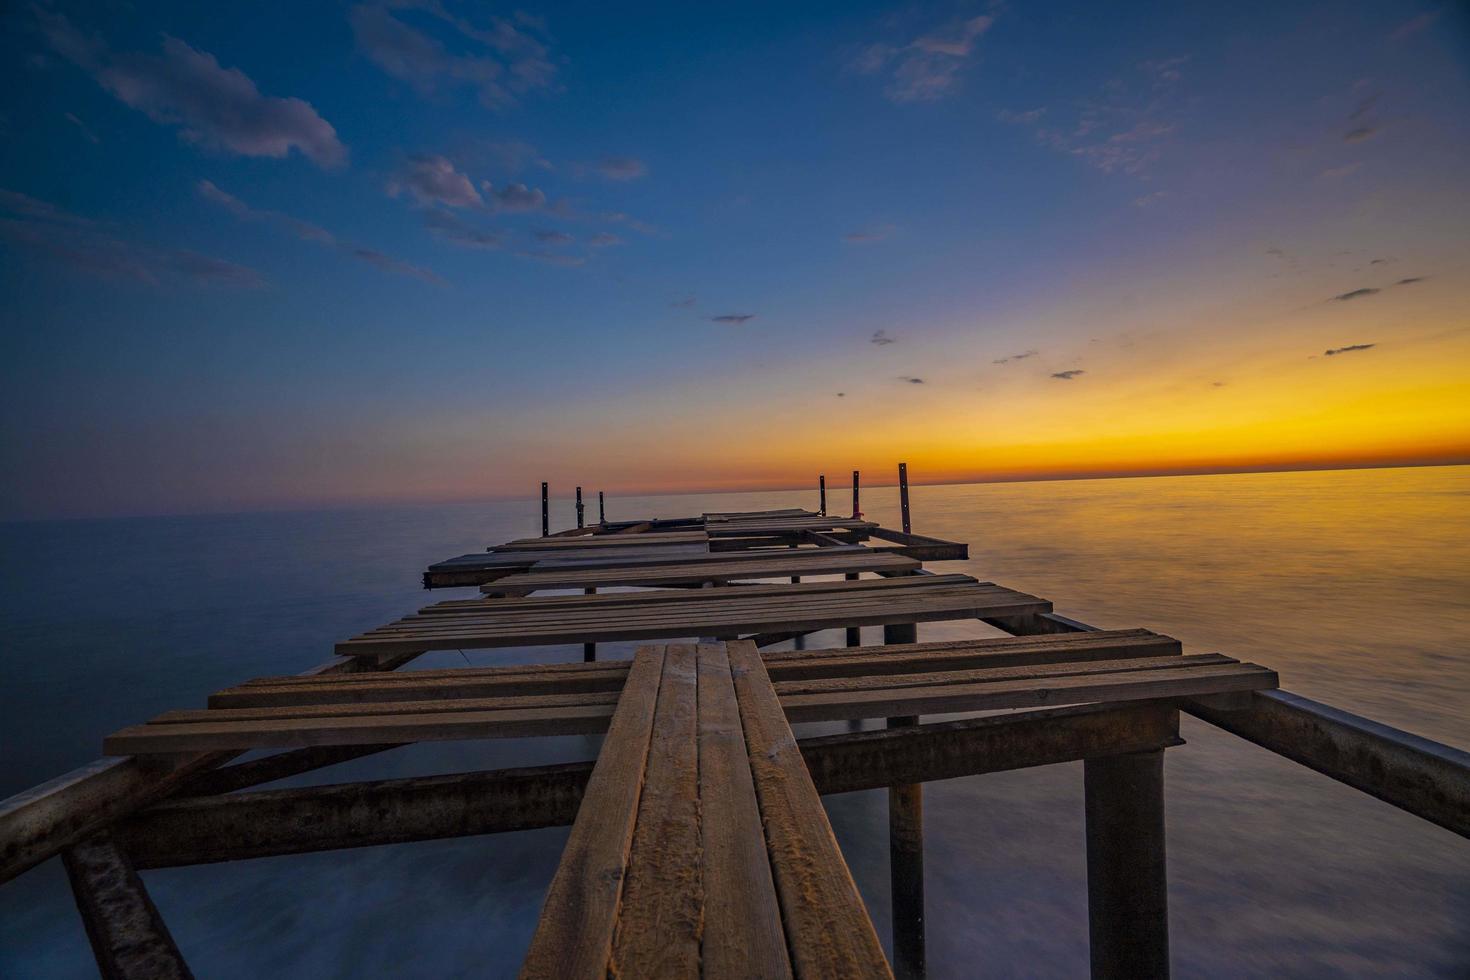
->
4, 457, 1466, 525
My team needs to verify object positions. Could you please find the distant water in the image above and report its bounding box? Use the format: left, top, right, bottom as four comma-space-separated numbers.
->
2, 466, 1468, 977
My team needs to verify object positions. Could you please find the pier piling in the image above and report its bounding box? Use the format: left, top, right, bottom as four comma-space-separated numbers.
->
885, 621, 925, 979
1084, 750, 1170, 979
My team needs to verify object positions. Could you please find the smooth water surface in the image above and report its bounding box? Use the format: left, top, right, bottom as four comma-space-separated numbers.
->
2, 466, 1467, 976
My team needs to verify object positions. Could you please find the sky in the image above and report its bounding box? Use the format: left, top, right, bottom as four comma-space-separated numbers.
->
1, 1, 1467, 520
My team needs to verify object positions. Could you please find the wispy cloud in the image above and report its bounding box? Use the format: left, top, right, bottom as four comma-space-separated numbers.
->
1396, 276, 1426, 286
533, 229, 574, 245
1331, 287, 1379, 302
898, 375, 925, 384
850, 14, 994, 103
37, 9, 346, 168
1324, 343, 1375, 356
671, 296, 696, 309
487, 181, 547, 212
3, 187, 264, 288
514, 249, 585, 267
993, 350, 1038, 364
836, 391, 846, 397
64, 112, 99, 144
349, 2, 555, 110
1390, 9, 1442, 42
998, 57, 1186, 178
422, 207, 504, 250
1051, 369, 1086, 380
588, 232, 622, 247
1343, 126, 1377, 143
589, 156, 648, 181
870, 329, 896, 346
711, 314, 755, 325
388, 154, 482, 208
198, 179, 442, 282
842, 225, 894, 243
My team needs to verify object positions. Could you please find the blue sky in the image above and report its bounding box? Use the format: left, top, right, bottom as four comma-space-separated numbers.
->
2, 1, 1467, 518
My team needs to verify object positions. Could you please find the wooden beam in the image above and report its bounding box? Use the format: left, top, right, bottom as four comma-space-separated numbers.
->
728, 639, 893, 977
63, 830, 193, 980
1085, 751, 1170, 978
521, 647, 665, 979
113, 703, 1180, 869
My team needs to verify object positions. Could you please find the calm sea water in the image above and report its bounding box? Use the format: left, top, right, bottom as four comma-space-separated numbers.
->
2, 466, 1467, 977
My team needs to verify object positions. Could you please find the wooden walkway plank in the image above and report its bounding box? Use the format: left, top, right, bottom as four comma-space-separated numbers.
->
215, 630, 1175, 710
609, 645, 703, 976
781, 662, 1278, 723
484, 551, 920, 593
521, 645, 666, 980
727, 639, 894, 978
695, 642, 793, 980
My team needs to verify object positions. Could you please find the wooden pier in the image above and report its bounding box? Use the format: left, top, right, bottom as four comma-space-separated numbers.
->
3, 468, 1468, 978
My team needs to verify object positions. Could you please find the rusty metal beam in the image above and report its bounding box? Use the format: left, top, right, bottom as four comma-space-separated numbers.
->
178, 744, 405, 797
0, 652, 420, 884
1187, 690, 1470, 840
116, 703, 1179, 869
63, 830, 193, 979
984, 609, 1470, 839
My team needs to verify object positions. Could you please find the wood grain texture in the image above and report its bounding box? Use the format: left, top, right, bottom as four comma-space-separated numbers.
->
727, 640, 894, 978
520, 646, 665, 980
610, 645, 703, 976
695, 642, 793, 979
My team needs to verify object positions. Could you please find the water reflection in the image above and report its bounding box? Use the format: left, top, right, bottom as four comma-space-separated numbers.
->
2, 466, 1467, 976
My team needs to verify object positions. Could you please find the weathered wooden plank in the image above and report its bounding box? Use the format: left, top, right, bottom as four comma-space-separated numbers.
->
500, 531, 708, 549
695, 642, 792, 979
763, 628, 1181, 680
442, 572, 987, 610
216, 631, 1174, 710
62, 830, 193, 980
485, 551, 919, 592
772, 653, 1235, 697
157, 689, 621, 725
211, 666, 630, 708
336, 590, 1049, 658
394, 584, 1010, 629
103, 703, 619, 755
781, 662, 1276, 723
609, 645, 702, 976
520, 646, 665, 980
727, 640, 893, 978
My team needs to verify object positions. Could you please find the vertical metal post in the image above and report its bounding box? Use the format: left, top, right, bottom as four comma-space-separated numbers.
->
899, 462, 912, 534
1084, 750, 1170, 979
540, 482, 549, 537
575, 486, 584, 529
852, 469, 861, 519
884, 621, 924, 980
819, 474, 827, 516
598, 491, 605, 525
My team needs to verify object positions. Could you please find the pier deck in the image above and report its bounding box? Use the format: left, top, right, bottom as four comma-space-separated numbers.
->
4, 472, 1468, 980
